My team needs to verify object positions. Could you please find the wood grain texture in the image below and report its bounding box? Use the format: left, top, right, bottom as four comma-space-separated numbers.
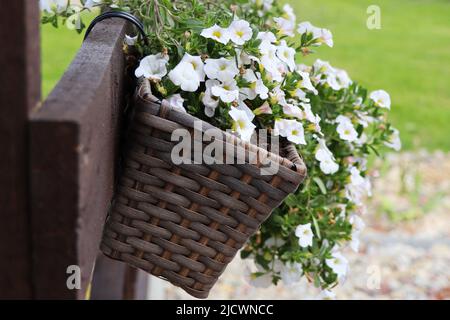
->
29, 18, 129, 299
0, 0, 40, 299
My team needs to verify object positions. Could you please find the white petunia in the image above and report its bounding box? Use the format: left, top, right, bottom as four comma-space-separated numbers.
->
384, 128, 401, 151
181, 53, 205, 81
370, 90, 391, 109
40, 0, 69, 13
84, 0, 102, 9
281, 120, 306, 145
204, 58, 239, 82
349, 215, 365, 252
297, 21, 333, 47
336, 116, 358, 142
326, 252, 348, 278
315, 139, 339, 174
345, 166, 372, 205
253, 101, 272, 115
295, 223, 314, 248
316, 289, 336, 300
241, 69, 269, 100
211, 80, 240, 103
257, 31, 277, 43
125, 34, 138, 46
236, 48, 260, 67
274, 17, 296, 37
282, 4, 296, 23
244, 267, 272, 288
163, 94, 185, 113
282, 103, 303, 119
200, 24, 230, 45
229, 108, 256, 142
135, 53, 169, 81
276, 40, 296, 71
168, 61, 200, 92
259, 41, 285, 82
280, 262, 303, 286
228, 19, 253, 45
298, 71, 318, 95
202, 80, 221, 117
237, 100, 255, 121
269, 86, 288, 106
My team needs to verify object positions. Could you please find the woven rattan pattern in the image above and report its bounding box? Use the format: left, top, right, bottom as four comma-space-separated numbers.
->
101, 79, 306, 298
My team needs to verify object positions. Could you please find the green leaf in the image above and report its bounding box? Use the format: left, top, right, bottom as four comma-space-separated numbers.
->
312, 215, 322, 239
313, 177, 327, 195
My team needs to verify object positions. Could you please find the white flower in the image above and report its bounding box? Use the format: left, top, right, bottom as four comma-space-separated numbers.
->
326, 252, 348, 278
269, 86, 288, 106
297, 21, 333, 47
202, 84, 220, 117
276, 40, 296, 71
275, 119, 306, 145
384, 128, 401, 151
282, 4, 296, 23
84, 0, 102, 9
253, 101, 273, 115
163, 94, 185, 113
211, 79, 240, 103
181, 53, 205, 81
345, 167, 371, 205
298, 71, 318, 95
315, 139, 339, 175
274, 17, 296, 37
280, 262, 303, 286
204, 58, 239, 82
370, 90, 391, 109
282, 103, 303, 119
229, 108, 256, 142
295, 223, 314, 248
245, 269, 273, 288
316, 290, 336, 300
336, 116, 358, 142
259, 41, 284, 82
349, 215, 365, 252
125, 34, 138, 46
257, 31, 276, 43
237, 100, 255, 121
264, 237, 285, 248
236, 48, 260, 67
228, 20, 253, 45
40, 0, 69, 13
241, 69, 269, 100
200, 24, 230, 45
135, 53, 169, 81
168, 61, 200, 92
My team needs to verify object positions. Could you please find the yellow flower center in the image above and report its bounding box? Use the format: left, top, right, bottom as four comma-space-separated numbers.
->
237, 120, 246, 129
220, 64, 227, 71
236, 30, 244, 38
223, 85, 230, 90
344, 129, 351, 135
213, 30, 222, 38
292, 129, 298, 136
190, 61, 197, 70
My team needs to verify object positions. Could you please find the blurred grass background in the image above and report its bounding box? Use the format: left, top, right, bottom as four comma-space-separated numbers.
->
41, 0, 450, 150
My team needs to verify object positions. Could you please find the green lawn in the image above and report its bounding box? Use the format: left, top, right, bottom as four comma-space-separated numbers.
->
41, 1, 450, 150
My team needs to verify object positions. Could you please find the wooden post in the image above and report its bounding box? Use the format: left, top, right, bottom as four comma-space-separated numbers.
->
29, 17, 134, 299
0, 0, 40, 299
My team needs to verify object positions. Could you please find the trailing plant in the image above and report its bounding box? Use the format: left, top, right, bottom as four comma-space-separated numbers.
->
41, 0, 401, 297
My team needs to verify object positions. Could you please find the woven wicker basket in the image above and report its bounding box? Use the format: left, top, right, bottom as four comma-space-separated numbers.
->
101, 79, 307, 298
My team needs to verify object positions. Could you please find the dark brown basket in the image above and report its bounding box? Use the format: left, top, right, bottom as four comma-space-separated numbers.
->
101, 79, 307, 298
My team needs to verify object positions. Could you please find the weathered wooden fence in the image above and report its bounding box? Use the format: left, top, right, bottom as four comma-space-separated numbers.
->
0, 0, 147, 299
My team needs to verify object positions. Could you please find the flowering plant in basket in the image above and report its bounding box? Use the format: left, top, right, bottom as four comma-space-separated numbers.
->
42, 0, 401, 297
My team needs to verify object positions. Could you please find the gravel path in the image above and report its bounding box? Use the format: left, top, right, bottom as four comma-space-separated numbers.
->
148, 151, 450, 300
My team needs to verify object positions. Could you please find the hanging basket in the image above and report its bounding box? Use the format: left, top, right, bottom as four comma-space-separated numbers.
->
101, 79, 306, 298
88, 11, 307, 299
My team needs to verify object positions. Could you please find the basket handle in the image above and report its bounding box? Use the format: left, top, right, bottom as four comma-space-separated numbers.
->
84, 11, 149, 45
